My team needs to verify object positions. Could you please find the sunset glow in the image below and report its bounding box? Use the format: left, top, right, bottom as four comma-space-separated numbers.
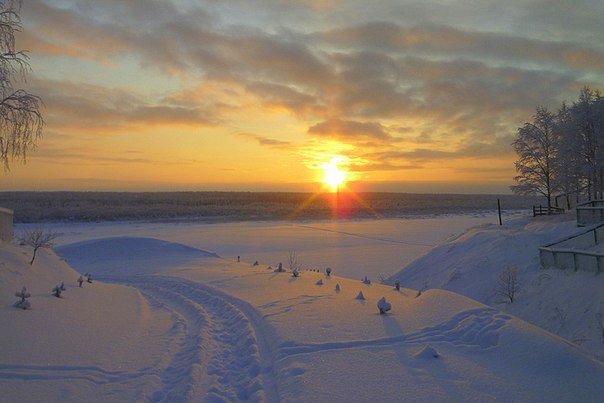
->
322, 159, 347, 191
0, 1, 602, 193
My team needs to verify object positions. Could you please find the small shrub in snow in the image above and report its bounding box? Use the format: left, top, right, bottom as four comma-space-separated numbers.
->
362, 276, 371, 285
315, 279, 323, 286
326, 267, 332, 277
14, 286, 31, 310
20, 229, 58, 265
60, 282, 66, 291
287, 251, 301, 272
292, 268, 300, 277
356, 291, 365, 300
415, 282, 428, 298
394, 280, 400, 291
86, 273, 93, 283
335, 284, 340, 292
253, 260, 259, 266
274, 262, 285, 272
77, 276, 84, 287
52, 284, 62, 298
377, 297, 391, 314
495, 267, 519, 303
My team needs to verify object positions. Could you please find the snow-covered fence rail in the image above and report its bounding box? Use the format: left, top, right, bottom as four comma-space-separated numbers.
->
0, 207, 13, 242
539, 223, 604, 273
576, 200, 604, 226
533, 205, 564, 217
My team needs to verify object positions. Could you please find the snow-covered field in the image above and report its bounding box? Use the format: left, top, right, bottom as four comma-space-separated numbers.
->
2, 213, 604, 401
22, 214, 504, 280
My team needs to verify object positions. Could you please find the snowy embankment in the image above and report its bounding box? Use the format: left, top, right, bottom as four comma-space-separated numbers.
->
2, 233, 603, 402
389, 213, 604, 359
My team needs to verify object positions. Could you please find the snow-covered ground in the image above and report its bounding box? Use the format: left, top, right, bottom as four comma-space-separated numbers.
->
2, 213, 603, 401
21, 213, 505, 280
389, 213, 604, 359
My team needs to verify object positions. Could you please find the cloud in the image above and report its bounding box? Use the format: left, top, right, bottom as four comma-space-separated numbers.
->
30, 78, 219, 131
17, 0, 604, 183
308, 119, 393, 141
236, 132, 292, 148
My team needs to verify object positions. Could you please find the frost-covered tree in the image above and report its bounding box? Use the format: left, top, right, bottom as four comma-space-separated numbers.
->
512, 107, 558, 211
0, 0, 43, 171
555, 102, 585, 207
20, 228, 57, 265
570, 87, 604, 199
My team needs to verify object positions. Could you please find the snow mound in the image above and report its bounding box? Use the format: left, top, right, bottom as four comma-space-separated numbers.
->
414, 345, 440, 359
56, 237, 219, 276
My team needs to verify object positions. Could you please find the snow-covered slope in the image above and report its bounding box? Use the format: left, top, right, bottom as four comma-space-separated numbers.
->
389, 213, 604, 359
0, 242, 174, 402
3, 233, 603, 401
55, 236, 218, 275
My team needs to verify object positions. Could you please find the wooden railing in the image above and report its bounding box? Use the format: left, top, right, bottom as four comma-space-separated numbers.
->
539, 223, 604, 273
576, 200, 604, 226
532, 205, 564, 217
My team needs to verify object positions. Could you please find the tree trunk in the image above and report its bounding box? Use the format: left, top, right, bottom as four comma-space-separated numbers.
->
29, 248, 37, 265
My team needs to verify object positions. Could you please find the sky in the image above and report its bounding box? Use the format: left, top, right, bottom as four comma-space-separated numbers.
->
1, 0, 603, 193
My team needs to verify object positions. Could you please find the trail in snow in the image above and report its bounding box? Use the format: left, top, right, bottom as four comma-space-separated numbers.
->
293, 224, 437, 247
276, 308, 510, 359
106, 275, 280, 403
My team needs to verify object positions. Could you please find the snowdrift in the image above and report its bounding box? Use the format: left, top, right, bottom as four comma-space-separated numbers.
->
390, 214, 604, 359
55, 236, 219, 276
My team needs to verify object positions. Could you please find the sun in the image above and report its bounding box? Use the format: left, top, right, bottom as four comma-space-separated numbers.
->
322, 159, 347, 191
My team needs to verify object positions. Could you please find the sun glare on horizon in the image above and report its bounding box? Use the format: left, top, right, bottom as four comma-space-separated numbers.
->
322, 158, 347, 191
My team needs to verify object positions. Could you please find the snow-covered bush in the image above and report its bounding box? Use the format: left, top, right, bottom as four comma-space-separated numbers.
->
394, 280, 400, 291
326, 267, 332, 277
377, 297, 391, 314
315, 279, 323, 285
86, 273, 93, 283
356, 291, 365, 300
52, 284, 62, 298
14, 286, 31, 310
292, 268, 300, 277
335, 284, 340, 292
362, 276, 371, 285
77, 276, 84, 287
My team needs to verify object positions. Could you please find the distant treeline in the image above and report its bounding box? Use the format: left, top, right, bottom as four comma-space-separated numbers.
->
0, 192, 541, 223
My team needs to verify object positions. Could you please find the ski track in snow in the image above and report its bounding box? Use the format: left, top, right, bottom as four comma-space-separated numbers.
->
2, 272, 513, 401
276, 308, 511, 360
0, 363, 155, 384
105, 275, 280, 403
